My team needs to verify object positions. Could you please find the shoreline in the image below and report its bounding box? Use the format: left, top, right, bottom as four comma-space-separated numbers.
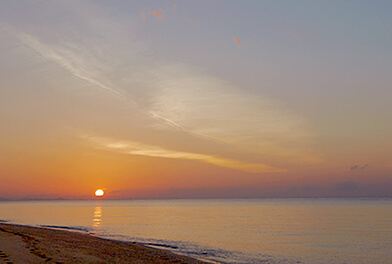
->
0, 223, 211, 264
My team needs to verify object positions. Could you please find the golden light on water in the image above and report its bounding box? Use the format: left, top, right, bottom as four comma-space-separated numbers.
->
95, 189, 104, 197
93, 206, 102, 228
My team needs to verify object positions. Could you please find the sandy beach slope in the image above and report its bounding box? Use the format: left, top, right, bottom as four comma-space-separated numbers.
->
0, 223, 209, 264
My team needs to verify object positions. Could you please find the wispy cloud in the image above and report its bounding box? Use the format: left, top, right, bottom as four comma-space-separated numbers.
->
351, 164, 369, 170
233, 36, 242, 46
147, 64, 318, 164
15, 32, 190, 134
10, 6, 318, 167
14, 30, 233, 148
85, 136, 284, 173
17, 33, 124, 98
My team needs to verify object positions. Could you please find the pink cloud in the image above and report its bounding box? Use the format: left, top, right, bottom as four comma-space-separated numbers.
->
233, 36, 242, 46
172, 3, 177, 14
153, 9, 165, 19
282, 30, 299, 38
153, 10, 161, 18
140, 12, 146, 21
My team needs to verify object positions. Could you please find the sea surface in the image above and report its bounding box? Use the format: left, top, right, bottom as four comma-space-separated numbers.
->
0, 198, 391, 264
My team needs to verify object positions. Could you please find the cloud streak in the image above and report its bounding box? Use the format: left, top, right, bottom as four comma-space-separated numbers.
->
85, 136, 284, 173
15, 32, 190, 134
351, 164, 369, 170
17, 33, 124, 98
13, 30, 238, 149
147, 64, 318, 164
10, 7, 318, 167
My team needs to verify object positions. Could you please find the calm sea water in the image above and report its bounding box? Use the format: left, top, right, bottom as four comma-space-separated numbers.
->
0, 198, 391, 264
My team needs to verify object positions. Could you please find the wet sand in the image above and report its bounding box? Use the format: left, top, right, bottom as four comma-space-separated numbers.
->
0, 223, 209, 264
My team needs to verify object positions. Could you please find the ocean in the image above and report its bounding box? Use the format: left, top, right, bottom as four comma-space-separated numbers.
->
0, 198, 391, 264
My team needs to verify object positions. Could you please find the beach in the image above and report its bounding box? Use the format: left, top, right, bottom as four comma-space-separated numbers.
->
0, 223, 209, 264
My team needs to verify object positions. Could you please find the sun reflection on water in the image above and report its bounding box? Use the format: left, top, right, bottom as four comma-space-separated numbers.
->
93, 205, 102, 228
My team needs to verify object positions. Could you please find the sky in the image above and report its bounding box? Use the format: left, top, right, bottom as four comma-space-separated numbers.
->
0, 1, 391, 199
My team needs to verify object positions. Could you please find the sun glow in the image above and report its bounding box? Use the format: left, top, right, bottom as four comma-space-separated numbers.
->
95, 189, 104, 197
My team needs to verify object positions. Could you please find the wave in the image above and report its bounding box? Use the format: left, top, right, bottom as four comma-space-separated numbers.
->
95, 234, 287, 264
39, 225, 90, 233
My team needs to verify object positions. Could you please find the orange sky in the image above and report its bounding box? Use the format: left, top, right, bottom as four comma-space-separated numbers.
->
0, 1, 391, 199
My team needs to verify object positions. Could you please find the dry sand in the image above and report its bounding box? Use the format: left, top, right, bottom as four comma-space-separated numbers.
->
0, 223, 209, 264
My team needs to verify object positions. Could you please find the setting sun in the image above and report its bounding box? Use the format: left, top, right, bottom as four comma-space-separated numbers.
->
95, 189, 104, 197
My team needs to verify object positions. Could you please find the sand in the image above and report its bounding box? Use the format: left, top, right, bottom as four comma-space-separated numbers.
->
0, 223, 209, 264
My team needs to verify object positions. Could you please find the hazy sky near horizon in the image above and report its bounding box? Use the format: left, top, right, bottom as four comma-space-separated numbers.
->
0, 1, 391, 199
